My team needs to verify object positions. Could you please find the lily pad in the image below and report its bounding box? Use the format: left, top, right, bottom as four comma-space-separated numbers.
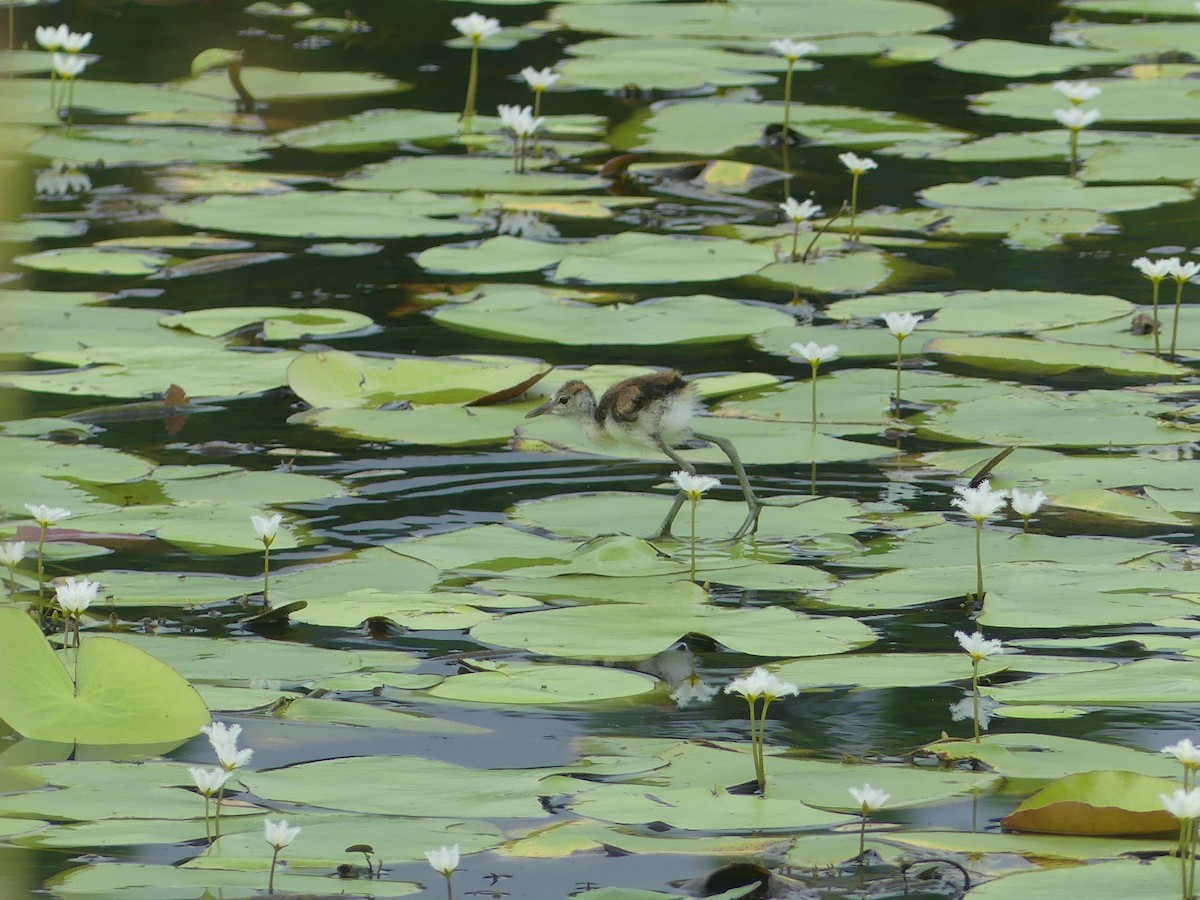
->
428, 663, 659, 703
433, 289, 794, 345
160, 306, 373, 340
919, 175, 1192, 212
15, 247, 170, 276
27, 125, 275, 166
0, 608, 209, 745
172, 66, 407, 101
160, 191, 482, 239
1001, 770, 1178, 835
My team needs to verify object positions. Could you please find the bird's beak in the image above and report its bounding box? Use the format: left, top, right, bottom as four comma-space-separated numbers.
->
525, 397, 556, 419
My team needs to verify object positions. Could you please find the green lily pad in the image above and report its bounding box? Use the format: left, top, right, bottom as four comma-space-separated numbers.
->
15, 247, 170, 276
612, 97, 966, 156
160, 191, 481, 239
172, 66, 407, 101
470, 603, 876, 661
417, 233, 775, 284
963, 858, 1178, 899
0, 346, 297, 400
915, 387, 1192, 447
159, 306, 373, 340
753, 251, 901, 295
923, 732, 1178, 781
27, 125, 275, 166
925, 335, 1188, 378
340, 154, 604, 194
292, 589, 539, 630
933, 38, 1122, 76
973, 76, 1200, 123
773, 653, 1110, 691
0, 608, 209, 745
919, 175, 1192, 212
286, 349, 549, 408
433, 289, 794, 345
985, 659, 1200, 706
551, 1, 952, 42
290, 403, 525, 446
557, 38, 785, 92
245, 755, 552, 818
1001, 770, 1179, 835
826, 290, 1134, 333
428, 662, 659, 703
47, 862, 419, 898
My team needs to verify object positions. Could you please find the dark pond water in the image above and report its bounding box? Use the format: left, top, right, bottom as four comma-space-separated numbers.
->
2, 0, 1200, 897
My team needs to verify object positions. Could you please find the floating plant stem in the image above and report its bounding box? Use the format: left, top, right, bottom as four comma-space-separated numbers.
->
452, 13, 500, 130
1132, 256, 1172, 358
838, 152, 877, 241
264, 819, 301, 894
426, 845, 460, 900
724, 668, 799, 793
251, 513, 282, 607
791, 342, 838, 430
848, 785, 890, 860
670, 471, 719, 581
767, 39, 816, 137
880, 313, 922, 416
1168, 258, 1199, 357
954, 631, 1007, 743
779, 197, 821, 263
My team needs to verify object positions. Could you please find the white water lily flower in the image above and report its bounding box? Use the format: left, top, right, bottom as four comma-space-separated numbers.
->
881, 311, 923, 338
264, 818, 302, 850
1161, 787, 1200, 820
838, 152, 878, 174
848, 784, 890, 812
188, 766, 231, 797
520, 66, 559, 91
955, 630, 1008, 662
724, 667, 800, 701
1167, 258, 1200, 282
1053, 107, 1099, 130
1009, 488, 1048, 518
451, 11, 500, 41
779, 196, 822, 223
202, 721, 253, 770
36, 161, 91, 196
425, 844, 460, 876
1132, 256, 1174, 280
35, 24, 69, 50
60, 30, 92, 53
55, 576, 99, 615
791, 341, 839, 366
1053, 80, 1100, 103
671, 675, 720, 707
949, 693, 999, 729
24, 503, 71, 526
951, 480, 1008, 523
497, 103, 542, 136
769, 38, 817, 61
0, 541, 26, 566
670, 471, 720, 500
1163, 739, 1200, 767
52, 52, 88, 78
251, 513, 282, 544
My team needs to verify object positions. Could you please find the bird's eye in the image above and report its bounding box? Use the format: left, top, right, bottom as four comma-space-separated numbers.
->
557, 396, 568, 404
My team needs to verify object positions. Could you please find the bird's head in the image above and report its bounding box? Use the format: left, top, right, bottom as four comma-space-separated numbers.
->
525, 380, 595, 420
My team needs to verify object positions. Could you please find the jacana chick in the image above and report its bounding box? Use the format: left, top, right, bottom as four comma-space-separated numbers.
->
525, 370, 762, 539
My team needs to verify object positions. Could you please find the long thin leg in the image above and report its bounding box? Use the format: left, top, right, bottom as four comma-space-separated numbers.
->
693, 430, 762, 539
652, 438, 695, 539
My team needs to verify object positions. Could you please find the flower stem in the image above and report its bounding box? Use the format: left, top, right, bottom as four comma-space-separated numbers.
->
790, 221, 799, 262
214, 784, 224, 838
810, 361, 819, 429
461, 41, 480, 130
974, 519, 984, 602
858, 813, 867, 859
848, 172, 860, 240
893, 336, 904, 415
746, 697, 764, 791
203, 795, 212, 844
971, 659, 981, 743
5, 563, 15, 593
268, 847, 280, 894
758, 697, 774, 794
1170, 279, 1185, 358
262, 544, 271, 608
688, 496, 699, 581
782, 60, 794, 133
1151, 279, 1162, 357
1068, 128, 1079, 178
444, 872, 454, 900
36, 522, 47, 607
532, 89, 543, 158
